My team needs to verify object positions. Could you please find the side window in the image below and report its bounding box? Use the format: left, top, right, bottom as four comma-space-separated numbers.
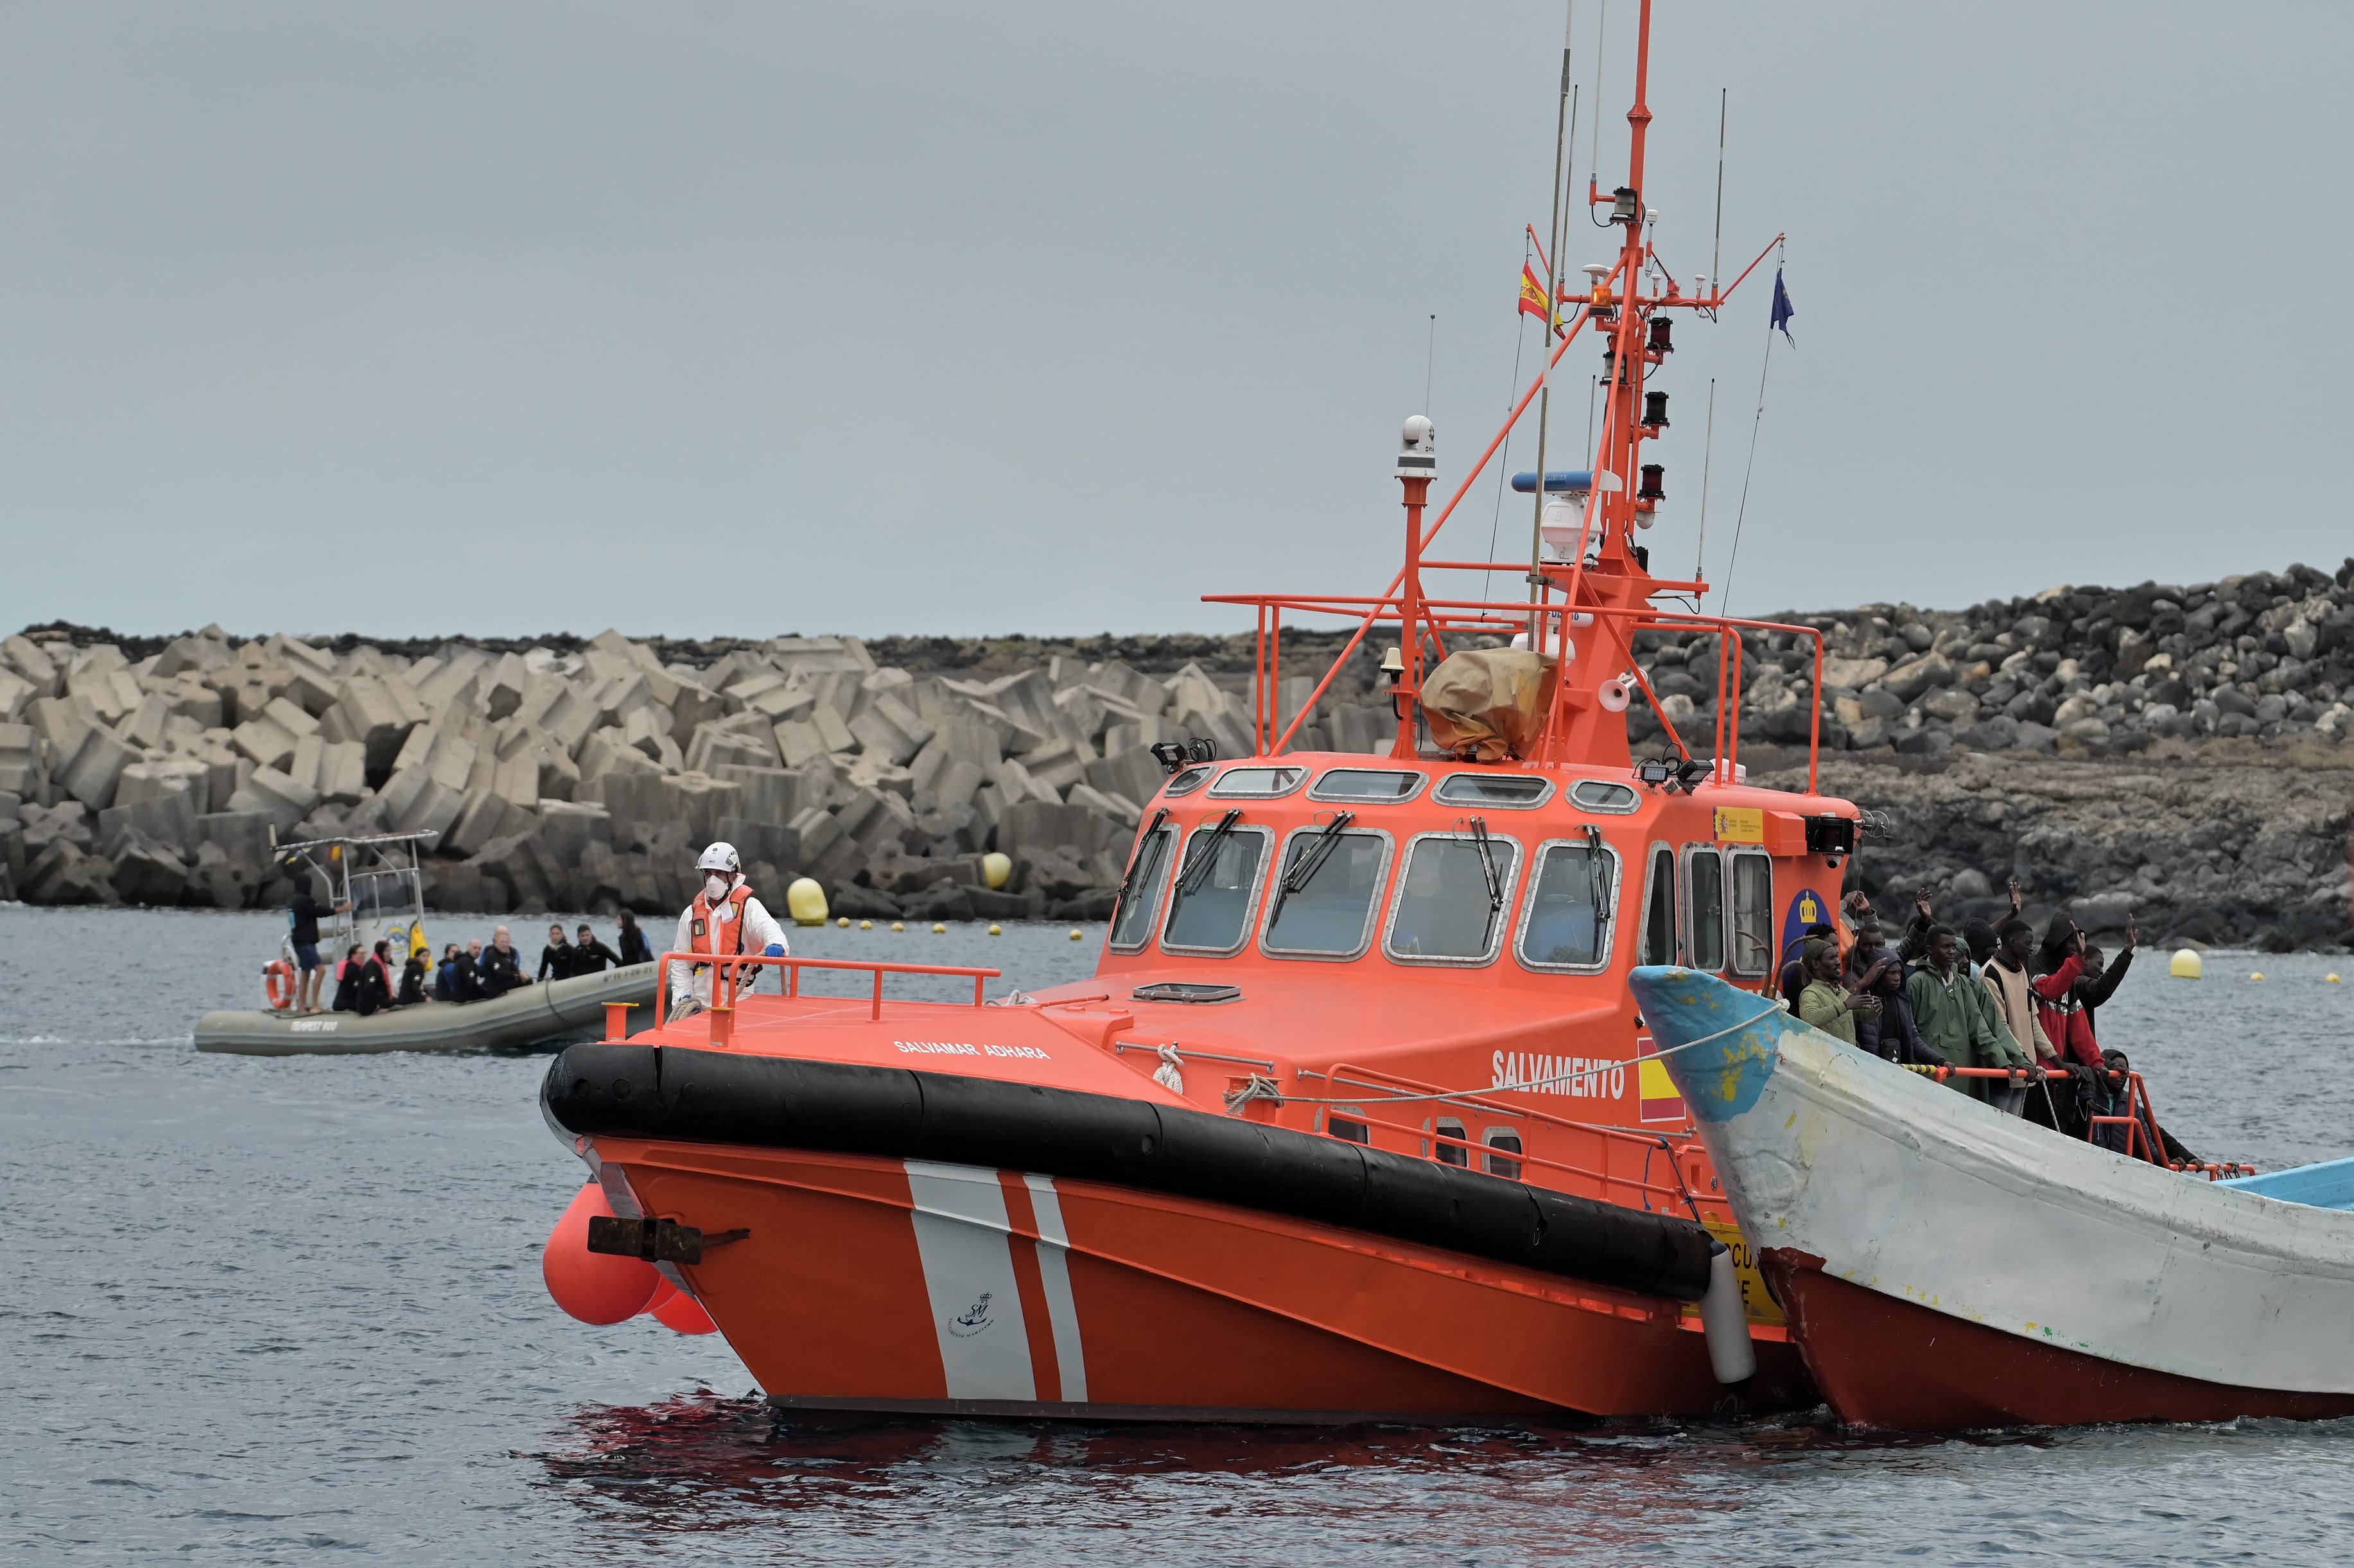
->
1108, 826, 1176, 952
1433, 1118, 1470, 1167
1730, 851, 1775, 977
1685, 848, 1727, 973
1484, 1129, 1523, 1180
1383, 830, 1520, 966
1639, 846, 1678, 966
1517, 839, 1617, 970
1162, 824, 1271, 954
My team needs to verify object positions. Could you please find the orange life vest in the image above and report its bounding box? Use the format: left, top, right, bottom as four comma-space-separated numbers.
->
688, 882, 756, 963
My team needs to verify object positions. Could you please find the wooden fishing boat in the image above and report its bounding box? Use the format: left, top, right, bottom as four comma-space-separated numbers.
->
1632, 963, 2354, 1429
536, 0, 1868, 1422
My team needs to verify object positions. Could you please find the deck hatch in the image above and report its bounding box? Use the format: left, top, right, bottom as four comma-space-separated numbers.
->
1130, 982, 1241, 1004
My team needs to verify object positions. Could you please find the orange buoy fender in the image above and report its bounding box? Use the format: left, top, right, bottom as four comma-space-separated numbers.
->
542, 1180, 659, 1324
263, 960, 295, 1011
646, 1279, 720, 1336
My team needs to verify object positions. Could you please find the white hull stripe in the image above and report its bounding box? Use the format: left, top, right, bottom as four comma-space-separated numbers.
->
1024, 1173, 1089, 1402
903, 1161, 1036, 1401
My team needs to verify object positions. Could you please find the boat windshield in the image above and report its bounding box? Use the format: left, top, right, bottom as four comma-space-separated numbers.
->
1518, 841, 1616, 969
1263, 830, 1388, 957
1109, 824, 1178, 950
1384, 834, 1519, 964
1162, 826, 1270, 953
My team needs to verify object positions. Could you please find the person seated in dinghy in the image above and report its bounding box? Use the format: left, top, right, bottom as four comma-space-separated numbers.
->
669, 841, 789, 1018
537, 924, 575, 983
569, 923, 622, 975
397, 945, 430, 1006
477, 927, 529, 998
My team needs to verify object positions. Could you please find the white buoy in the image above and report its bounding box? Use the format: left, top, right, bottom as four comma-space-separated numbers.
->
1700, 1243, 1756, 1384
2169, 948, 2203, 980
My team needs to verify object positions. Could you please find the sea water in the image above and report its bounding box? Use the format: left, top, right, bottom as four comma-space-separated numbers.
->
4, 905, 2351, 1564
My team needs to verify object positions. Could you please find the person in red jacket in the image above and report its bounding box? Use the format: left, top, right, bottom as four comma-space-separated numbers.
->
2035, 913, 2140, 1137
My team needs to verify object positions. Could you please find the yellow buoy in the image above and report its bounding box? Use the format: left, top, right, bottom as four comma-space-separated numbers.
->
837, 916, 850, 928
2168, 948, 2202, 980
2251, 972, 2265, 982
859, 919, 873, 930
2329, 974, 2343, 984
982, 851, 1012, 890
932, 923, 947, 934
891, 921, 905, 932
1069, 928, 1084, 941
988, 923, 1003, 936
785, 876, 828, 927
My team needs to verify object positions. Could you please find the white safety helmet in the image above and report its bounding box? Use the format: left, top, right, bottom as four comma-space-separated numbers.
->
697, 841, 741, 875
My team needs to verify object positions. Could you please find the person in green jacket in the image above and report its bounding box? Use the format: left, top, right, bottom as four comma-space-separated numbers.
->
1798, 938, 1887, 1045
1907, 925, 2036, 1110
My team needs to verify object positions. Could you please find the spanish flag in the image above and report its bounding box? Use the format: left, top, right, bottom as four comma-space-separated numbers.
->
1518, 264, 1554, 331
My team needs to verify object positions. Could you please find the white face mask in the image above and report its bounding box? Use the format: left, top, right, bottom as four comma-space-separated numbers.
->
704, 873, 732, 902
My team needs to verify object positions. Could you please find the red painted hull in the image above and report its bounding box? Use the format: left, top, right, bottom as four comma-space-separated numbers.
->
603, 1136, 1817, 1422
1762, 1249, 2354, 1429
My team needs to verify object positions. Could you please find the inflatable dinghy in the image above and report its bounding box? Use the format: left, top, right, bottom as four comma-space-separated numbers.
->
196, 962, 659, 1056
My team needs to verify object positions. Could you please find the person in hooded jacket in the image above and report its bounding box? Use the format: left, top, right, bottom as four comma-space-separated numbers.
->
670, 841, 789, 1017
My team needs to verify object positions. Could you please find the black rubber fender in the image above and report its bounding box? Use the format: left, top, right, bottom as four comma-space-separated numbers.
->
545, 1042, 1714, 1302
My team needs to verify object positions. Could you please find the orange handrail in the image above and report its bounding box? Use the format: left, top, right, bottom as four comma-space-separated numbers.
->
653, 950, 1003, 1031
1321, 1059, 1709, 1221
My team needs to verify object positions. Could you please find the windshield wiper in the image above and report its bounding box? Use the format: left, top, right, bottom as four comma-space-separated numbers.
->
1178, 810, 1243, 893
1267, 811, 1356, 925
1584, 823, 1614, 921
1112, 808, 1171, 923
1463, 815, 1505, 948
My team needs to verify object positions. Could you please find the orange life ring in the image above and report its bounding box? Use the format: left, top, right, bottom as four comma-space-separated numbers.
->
264, 960, 296, 1011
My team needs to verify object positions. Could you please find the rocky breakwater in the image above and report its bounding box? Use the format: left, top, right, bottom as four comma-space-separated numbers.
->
1755, 753, 2352, 954
1627, 559, 2354, 757
0, 626, 1394, 921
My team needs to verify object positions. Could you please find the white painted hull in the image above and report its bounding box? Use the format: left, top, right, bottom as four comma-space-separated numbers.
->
1629, 964, 2354, 1427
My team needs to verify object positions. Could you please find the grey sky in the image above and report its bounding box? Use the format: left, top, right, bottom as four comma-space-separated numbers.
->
2, 2, 2346, 641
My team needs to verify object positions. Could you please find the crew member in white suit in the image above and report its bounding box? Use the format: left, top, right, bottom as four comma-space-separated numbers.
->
668, 841, 789, 1015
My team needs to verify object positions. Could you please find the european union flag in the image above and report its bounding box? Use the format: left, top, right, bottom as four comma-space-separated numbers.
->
1770, 268, 1795, 345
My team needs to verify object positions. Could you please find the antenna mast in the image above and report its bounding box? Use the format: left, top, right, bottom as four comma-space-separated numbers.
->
1526, 4, 1576, 638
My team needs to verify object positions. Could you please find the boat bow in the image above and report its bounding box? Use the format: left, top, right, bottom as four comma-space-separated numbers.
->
1628, 964, 2354, 1427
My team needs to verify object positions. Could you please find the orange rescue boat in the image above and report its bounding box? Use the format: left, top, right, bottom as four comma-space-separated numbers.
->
538, 0, 1866, 1423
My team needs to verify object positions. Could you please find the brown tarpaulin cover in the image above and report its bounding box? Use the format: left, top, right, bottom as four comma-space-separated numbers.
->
1422, 649, 1559, 761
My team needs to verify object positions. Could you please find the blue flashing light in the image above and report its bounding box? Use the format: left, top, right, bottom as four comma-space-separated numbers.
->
1509, 471, 1594, 494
